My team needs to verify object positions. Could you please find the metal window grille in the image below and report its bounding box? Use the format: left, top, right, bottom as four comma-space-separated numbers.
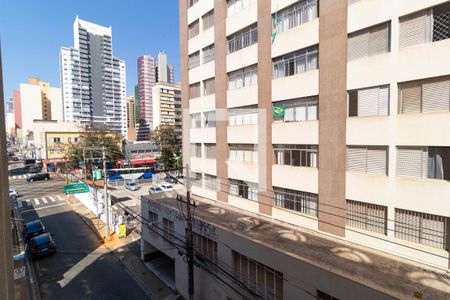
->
202, 44, 215, 64
274, 0, 318, 34
395, 209, 447, 249
189, 82, 200, 99
273, 45, 318, 79
347, 146, 388, 175
228, 178, 258, 201
348, 85, 389, 117
188, 51, 200, 70
273, 144, 318, 168
346, 200, 387, 234
433, 2, 450, 42
228, 64, 258, 90
227, 24, 258, 54
193, 232, 217, 263
188, 20, 199, 39
273, 187, 318, 217
203, 78, 215, 96
348, 22, 390, 61
232, 251, 283, 300
273, 96, 318, 122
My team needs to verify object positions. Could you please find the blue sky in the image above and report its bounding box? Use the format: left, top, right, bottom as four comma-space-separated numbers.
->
0, 0, 180, 100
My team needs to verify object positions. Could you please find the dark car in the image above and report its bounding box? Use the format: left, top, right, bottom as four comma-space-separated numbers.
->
164, 176, 177, 183
29, 233, 56, 259
27, 173, 50, 182
23, 220, 46, 242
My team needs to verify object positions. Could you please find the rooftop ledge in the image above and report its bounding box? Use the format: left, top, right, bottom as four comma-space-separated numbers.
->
142, 193, 450, 299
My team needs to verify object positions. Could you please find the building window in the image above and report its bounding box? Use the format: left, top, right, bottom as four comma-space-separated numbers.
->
317, 290, 339, 300
188, 0, 198, 8
191, 172, 202, 187
204, 174, 217, 190
273, 97, 318, 122
190, 113, 201, 129
228, 64, 258, 90
229, 107, 258, 126
227, 0, 257, 17
202, 10, 214, 31
398, 76, 450, 114
348, 22, 390, 61
400, 2, 450, 48
232, 251, 283, 299
188, 20, 200, 39
274, 144, 318, 168
148, 211, 158, 233
347, 146, 388, 175
188, 51, 200, 70
229, 144, 258, 163
348, 85, 389, 117
227, 23, 258, 54
346, 200, 387, 235
193, 232, 217, 264
395, 209, 448, 249
189, 82, 200, 99
202, 44, 215, 64
273, 45, 318, 79
274, 0, 318, 34
191, 143, 202, 158
205, 144, 216, 159
203, 78, 215, 96
68, 137, 79, 143
204, 111, 216, 128
229, 179, 258, 201
274, 187, 318, 217
397, 147, 450, 180
162, 218, 174, 244
49, 137, 63, 144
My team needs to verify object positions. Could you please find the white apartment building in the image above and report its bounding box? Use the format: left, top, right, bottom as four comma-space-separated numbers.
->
151, 82, 182, 134
141, 0, 450, 299
60, 17, 127, 138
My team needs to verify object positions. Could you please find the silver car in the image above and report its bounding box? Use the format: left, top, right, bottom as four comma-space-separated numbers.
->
125, 182, 140, 191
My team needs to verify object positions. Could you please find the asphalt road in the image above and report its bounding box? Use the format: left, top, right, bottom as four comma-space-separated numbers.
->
9, 167, 149, 300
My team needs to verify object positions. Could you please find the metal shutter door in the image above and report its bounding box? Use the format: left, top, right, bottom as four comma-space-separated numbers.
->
399, 10, 432, 48
358, 87, 380, 117
397, 147, 424, 177
422, 77, 450, 113
348, 30, 369, 61
421, 215, 445, 249
367, 147, 387, 175
368, 23, 389, 56
400, 81, 422, 113
378, 86, 389, 116
347, 147, 367, 172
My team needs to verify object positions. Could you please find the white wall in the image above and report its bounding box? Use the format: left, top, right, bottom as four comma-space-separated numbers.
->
20, 83, 43, 140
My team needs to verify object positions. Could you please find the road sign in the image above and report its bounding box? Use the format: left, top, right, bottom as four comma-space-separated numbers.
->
64, 183, 89, 194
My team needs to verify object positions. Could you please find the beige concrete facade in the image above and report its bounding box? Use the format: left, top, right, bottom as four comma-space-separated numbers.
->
151, 82, 182, 133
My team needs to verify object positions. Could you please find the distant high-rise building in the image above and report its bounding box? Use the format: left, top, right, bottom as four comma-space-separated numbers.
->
134, 84, 140, 124
136, 51, 174, 141
126, 96, 136, 129
60, 16, 127, 138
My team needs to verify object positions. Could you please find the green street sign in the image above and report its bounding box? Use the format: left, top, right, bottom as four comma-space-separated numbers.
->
64, 183, 89, 194
273, 104, 286, 117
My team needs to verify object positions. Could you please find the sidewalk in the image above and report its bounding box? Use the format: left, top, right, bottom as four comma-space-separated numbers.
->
66, 196, 178, 300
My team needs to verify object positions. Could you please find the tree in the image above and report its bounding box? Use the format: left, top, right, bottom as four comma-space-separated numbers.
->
159, 148, 176, 170
151, 125, 181, 156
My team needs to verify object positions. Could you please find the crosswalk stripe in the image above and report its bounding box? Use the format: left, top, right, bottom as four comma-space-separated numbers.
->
49, 196, 56, 202
57, 195, 64, 201
34, 198, 40, 205
18, 201, 23, 208
42, 197, 48, 204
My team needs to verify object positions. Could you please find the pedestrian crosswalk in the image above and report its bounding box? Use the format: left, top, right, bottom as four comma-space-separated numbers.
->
17, 195, 66, 209
9, 175, 28, 180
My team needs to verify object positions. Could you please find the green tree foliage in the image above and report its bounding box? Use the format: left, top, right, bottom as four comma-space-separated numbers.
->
151, 125, 181, 156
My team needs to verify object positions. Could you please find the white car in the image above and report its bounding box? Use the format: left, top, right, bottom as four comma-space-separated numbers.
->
125, 182, 140, 191
9, 189, 18, 198
160, 184, 175, 191
149, 186, 164, 194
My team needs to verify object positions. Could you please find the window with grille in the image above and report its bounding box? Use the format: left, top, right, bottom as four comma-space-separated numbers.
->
348, 85, 389, 117
148, 211, 159, 234
229, 144, 258, 163
162, 218, 174, 244
274, 144, 318, 168
227, 0, 257, 17
399, 2, 450, 48
395, 209, 447, 249
202, 44, 215, 64
188, 20, 200, 39
274, 0, 318, 34
204, 111, 216, 127
273, 97, 318, 122
229, 179, 258, 201
397, 146, 450, 180
189, 82, 200, 99
346, 200, 387, 234
205, 144, 216, 159
232, 251, 283, 299
347, 146, 388, 175
348, 22, 390, 61
229, 106, 258, 126
202, 10, 214, 31
190, 113, 201, 128
228, 64, 258, 90
227, 23, 258, 54
193, 232, 217, 264
188, 51, 200, 70
204, 174, 217, 190
191, 143, 202, 158
188, 0, 198, 8
398, 76, 450, 114
273, 45, 318, 79
274, 187, 318, 217
203, 78, 215, 96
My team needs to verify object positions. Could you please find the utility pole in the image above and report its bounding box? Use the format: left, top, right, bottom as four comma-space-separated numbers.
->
102, 146, 110, 240
83, 148, 87, 180
185, 164, 194, 300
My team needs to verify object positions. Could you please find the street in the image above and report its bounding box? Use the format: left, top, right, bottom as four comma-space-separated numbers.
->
9, 166, 150, 300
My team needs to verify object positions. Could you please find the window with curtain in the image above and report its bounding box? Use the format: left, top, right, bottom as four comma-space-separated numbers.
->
229, 144, 258, 163
274, 144, 318, 168
204, 111, 216, 127
205, 144, 216, 159
190, 113, 201, 128
397, 146, 450, 180
348, 22, 390, 61
229, 107, 258, 126
346, 200, 387, 234
188, 20, 200, 39
189, 82, 201, 99
347, 146, 388, 175
228, 65, 258, 90
273, 45, 318, 79
202, 10, 214, 31
273, 97, 318, 122
190, 143, 202, 158
203, 78, 215, 96
273, 0, 318, 34
274, 187, 318, 216
348, 85, 389, 117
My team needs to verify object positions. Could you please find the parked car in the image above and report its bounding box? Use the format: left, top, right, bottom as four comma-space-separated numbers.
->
29, 233, 56, 259
9, 189, 19, 198
125, 182, 140, 191
160, 184, 175, 191
27, 173, 50, 182
164, 176, 177, 183
149, 186, 164, 194
23, 220, 46, 242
